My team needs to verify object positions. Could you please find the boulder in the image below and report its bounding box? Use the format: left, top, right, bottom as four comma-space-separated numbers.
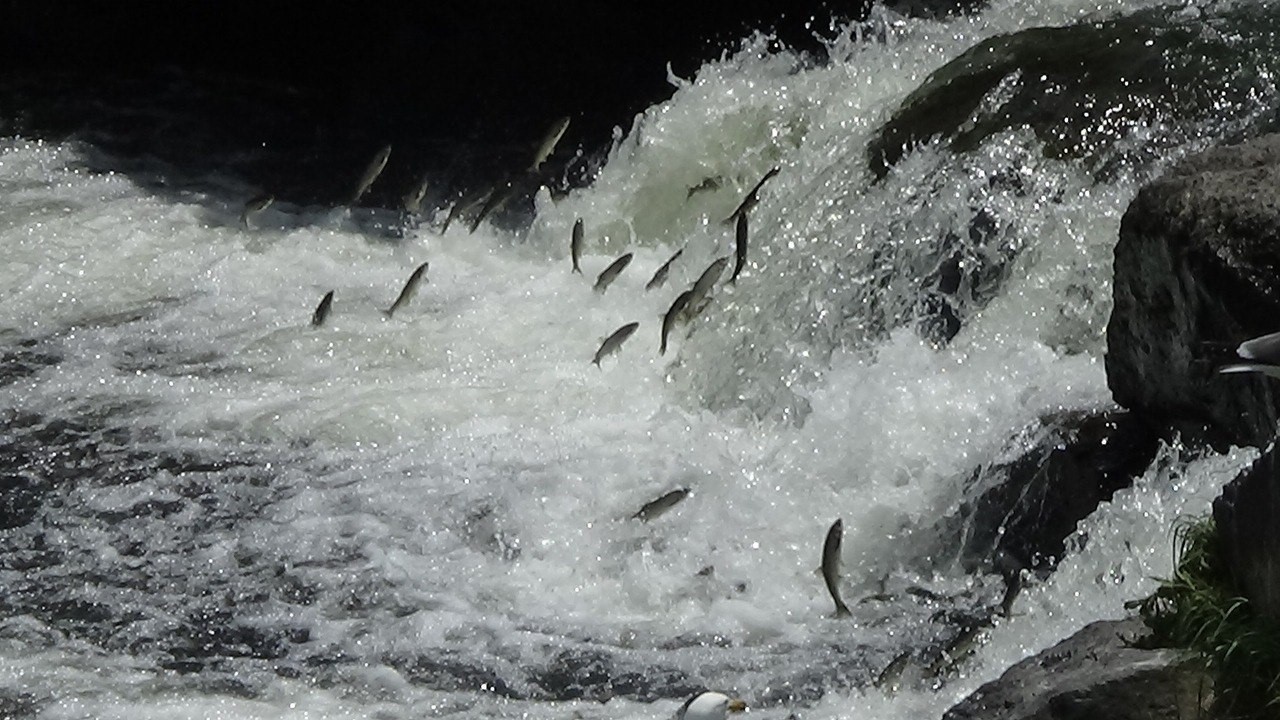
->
1106, 134, 1280, 449
952, 410, 1161, 575
942, 618, 1211, 720
867, 4, 1280, 182
1213, 441, 1280, 623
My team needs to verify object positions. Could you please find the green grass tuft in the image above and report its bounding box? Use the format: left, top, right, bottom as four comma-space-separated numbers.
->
1129, 515, 1280, 716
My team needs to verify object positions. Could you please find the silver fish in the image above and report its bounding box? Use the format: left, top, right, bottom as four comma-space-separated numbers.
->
822, 518, 852, 618
442, 188, 489, 234
240, 193, 274, 229
591, 321, 639, 366
685, 256, 730, 314
661, 290, 693, 356
874, 650, 912, 692
593, 253, 634, 294
1239, 330, 1280, 361
632, 488, 690, 522
385, 262, 429, 318
531, 116, 571, 171
730, 212, 747, 284
926, 624, 989, 678
1219, 329, 1280, 378
723, 166, 780, 224
571, 218, 584, 274
311, 290, 335, 327
349, 144, 392, 206
685, 175, 722, 199
469, 179, 515, 234
402, 174, 430, 214
1220, 363, 1280, 379
645, 248, 684, 291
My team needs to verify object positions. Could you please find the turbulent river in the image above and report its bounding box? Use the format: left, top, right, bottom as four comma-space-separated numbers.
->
0, 0, 1276, 718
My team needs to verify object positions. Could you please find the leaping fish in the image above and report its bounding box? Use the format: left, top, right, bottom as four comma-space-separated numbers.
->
350, 144, 392, 207
311, 290, 335, 328
685, 175, 722, 199
593, 253, 634, 294
661, 290, 693, 356
531, 116, 571, 171
240, 193, 274, 229
682, 256, 730, 321
822, 518, 852, 618
730, 212, 748, 284
571, 218, 584, 274
442, 188, 491, 234
1220, 329, 1280, 378
592, 322, 639, 367
632, 488, 690, 522
469, 177, 515, 233
402, 174, 430, 214
385, 262, 430, 318
645, 248, 684, 291
723, 166, 780, 224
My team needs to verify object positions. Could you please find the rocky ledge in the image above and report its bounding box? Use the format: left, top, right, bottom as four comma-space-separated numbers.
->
1107, 134, 1280, 449
942, 619, 1210, 720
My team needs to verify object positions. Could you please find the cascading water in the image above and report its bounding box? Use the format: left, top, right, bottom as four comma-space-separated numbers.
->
1, 1, 1278, 718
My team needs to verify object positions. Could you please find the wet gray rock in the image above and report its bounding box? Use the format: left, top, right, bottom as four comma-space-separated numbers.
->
1107, 134, 1280, 449
1214, 442, 1280, 623
951, 410, 1161, 575
867, 4, 1280, 182
942, 618, 1211, 720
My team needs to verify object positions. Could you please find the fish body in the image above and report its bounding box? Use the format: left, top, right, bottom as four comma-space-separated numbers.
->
1238, 330, 1280, 362
593, 253, 634, 294
685, 175, 722, 199
926, 623, 989, 677
874, 650, 912, 692
723, 166, 780, 224
469, 178, 514, 233
592, 322, 639, 366
730, 212, 747, 284
571, 218, 584, 274
645, 248, 684, 291
632, 488, 690, 522
531, 116, 571, 171
402, 174, 430, 214
661, 290, 693, 356
385, 262, 429, 318
442, 188, 489, 233
685, 256, 729, 310
350, 144, 392, 206
822, 518, 852, 618
1217, 329, 1280, 377
1221, 363, 1280, 379
240, 193, 274, 229
311, 290, 335, 327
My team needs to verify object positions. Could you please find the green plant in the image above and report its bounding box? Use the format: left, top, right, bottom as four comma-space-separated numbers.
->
1128, 516, 1280, 716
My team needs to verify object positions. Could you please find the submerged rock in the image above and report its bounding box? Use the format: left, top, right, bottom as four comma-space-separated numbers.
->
867, 4, 1280, 181
942, 618, 1211, 720
951, 410, 1161, 575
1214, 443, 1280, 623
1107, 134, 1280, 449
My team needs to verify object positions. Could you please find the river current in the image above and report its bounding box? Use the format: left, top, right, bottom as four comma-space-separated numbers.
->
0, 1, 1273, 718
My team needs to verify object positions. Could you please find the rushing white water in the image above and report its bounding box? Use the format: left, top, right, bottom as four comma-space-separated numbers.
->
0, 1, 1275, 718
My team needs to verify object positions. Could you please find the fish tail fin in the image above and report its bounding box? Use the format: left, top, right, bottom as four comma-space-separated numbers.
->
1220, 363, 1280, 378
